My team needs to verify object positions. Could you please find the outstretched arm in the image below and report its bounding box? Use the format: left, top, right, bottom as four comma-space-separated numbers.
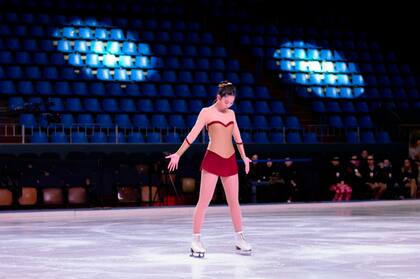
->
175, 108, 207, 157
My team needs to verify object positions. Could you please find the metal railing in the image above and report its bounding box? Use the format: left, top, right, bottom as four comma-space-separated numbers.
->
0, 123, 400, 144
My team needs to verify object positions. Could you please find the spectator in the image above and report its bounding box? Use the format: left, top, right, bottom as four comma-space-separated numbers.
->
399, 159, 418, 199
379, 158, 398, 199
327, 156, 352, 201
283, 157, 299, 203
346, 155, 366, 199
248, 154, 263, 181
362, 155, 386, 200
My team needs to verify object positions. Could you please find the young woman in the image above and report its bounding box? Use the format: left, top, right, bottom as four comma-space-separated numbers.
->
166, 81, 253, 258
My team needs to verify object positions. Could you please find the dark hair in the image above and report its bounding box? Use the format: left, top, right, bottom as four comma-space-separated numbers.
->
213, 80, 236, 103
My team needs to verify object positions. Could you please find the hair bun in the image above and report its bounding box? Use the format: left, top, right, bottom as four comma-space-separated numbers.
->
218, 80, 233, 88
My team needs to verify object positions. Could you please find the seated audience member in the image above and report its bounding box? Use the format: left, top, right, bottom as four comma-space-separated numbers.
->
398, 159, 418, 199
362, 155, 386, 200
327, 156, 352, 201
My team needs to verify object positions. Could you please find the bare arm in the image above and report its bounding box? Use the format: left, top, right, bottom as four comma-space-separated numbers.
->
232, 110, 247, 160
175, 108, 207, 157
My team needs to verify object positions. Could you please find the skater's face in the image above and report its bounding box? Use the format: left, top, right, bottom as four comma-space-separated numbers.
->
217, 94, 235, 110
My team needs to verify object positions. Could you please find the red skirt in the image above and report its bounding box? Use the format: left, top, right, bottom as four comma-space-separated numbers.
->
200, 149, 238, 177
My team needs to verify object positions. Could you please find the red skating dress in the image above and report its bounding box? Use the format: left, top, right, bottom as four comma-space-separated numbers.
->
199, 120, 240, 177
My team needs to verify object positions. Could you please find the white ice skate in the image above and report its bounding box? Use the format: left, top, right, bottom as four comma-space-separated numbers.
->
190, 233, 206, 258
235, 231, 252, 255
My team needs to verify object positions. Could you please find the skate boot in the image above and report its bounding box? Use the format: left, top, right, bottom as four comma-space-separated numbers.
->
190, 233, 206, 258
235, 231, 252, 255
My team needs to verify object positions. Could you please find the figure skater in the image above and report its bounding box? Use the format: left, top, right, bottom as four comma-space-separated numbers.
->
166, 81, 253, 258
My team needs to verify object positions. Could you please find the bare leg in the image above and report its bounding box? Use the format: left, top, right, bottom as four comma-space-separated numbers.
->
192, 170, 219, 234
220, 174, 243, 232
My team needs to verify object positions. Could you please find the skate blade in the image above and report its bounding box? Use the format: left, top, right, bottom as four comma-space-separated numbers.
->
190, 248, 205, 258
235, 246, 252, 255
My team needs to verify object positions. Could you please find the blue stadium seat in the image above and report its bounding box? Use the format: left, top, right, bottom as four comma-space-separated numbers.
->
165, 133, 181, 143
8, 97, 24, 110
103, 99, 119, 112
156, 99, 171, 113
114, 69, 128, 81
120, 99, 136, 112
254, 132, 269, 143
92, 131, 108, 143
192, 85, 208, 97
238, 101, 254, 114
31, 131, 48, 143
173, 100, 188, 113
44, 67, 59, 80
7, 66, 23, 79
169, 115, 186, 129
359, 116, 373, 129
159, 84, 174, 97
329, 116, 344, 128
195, 71, 210, 83
325, 86, 339, 97
241, 73, 255, 84
51, 132, 68, 143
137, 99, 154, 112
17, 81, 34, 95
356, 102, 369, 113
303, 132, 318, 143
96, 114, 113, 129
103, 54, 118, 68
133, 114, 149, 128
26, 66, 42, 79
0, 81, 15, 95
108, 132, 126, 143
253, 116, 269, 129
212, 59, 225, 70
83, 98, 101, 112
126, 84, 141, 97
189, 100, 203, 113
49, 98, 64, 111
16, 52, 31, 64
86, 54, 100, 67
77, 114, 94, 127
344, 116, 358, 128
147, 132, 161, 143
91, 41, 105, 54
110, 29, 124, 40
312, 101, 326, 113
287, 132, 302, 143
79, 27, 92, 39
20, 114, 37, 128
57, 40, 71, 52
361, 131, 375, 143
35, 81, 52, 95
94, 28, 107, 40
326, 101, 340, 113
151, 115, 168, 129
115, 114, 132, 129
127, 132, 145, 143
256, 86, 270, 99
269, 116, 284, 128
376, 131, 391, 143
71, 132, 88, 143
74, 41, 88, 53
66, 98, 82, 112
60, 114, 74, 129
339, 88, 353, 98
122, 42, 137, 55
285, 116, 301, 130
270, 132, 284, 143
240, 86, 254, 99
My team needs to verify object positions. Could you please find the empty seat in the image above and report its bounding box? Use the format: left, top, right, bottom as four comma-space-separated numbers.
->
165, 133, 181, 143
96, 114, 113, 129
91, 131, 107, 143
127, 132, 144, 143
51, 131, 68, 143
71, 132, 88, 143
146, 132, 161, 143
253, 132, 269, 143
360, 131, 375, 143
115, 114, 132, 128
31, 131, 48, 143
287, 132, 302, 143
303, 132, 318, 143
